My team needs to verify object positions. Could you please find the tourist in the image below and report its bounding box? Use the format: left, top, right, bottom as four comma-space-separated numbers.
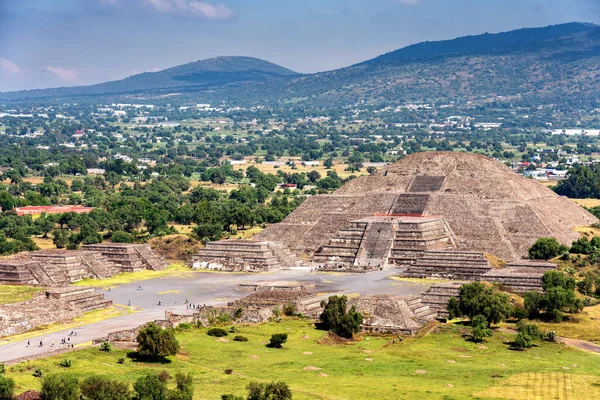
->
26, 340, 30, 348
128, 300, 131, 306
51, 341, 54, 347
158, 300, 162, 306
39, 340, 43, 347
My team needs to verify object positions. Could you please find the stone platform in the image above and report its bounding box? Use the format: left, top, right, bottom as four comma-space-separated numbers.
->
81, 244, 167, 272
402, 250, 492, 280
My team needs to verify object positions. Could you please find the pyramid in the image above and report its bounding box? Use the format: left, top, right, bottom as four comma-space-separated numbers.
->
257, 152, 597, 261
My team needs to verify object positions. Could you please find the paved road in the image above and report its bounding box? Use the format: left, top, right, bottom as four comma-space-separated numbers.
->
0, 268, 428, 363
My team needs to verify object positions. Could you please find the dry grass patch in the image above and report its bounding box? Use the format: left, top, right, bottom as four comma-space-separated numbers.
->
572, 198, 600, 208
0, 286, 42, 305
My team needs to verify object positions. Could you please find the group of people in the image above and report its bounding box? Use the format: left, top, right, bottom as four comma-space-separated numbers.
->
26, 330, 78, 350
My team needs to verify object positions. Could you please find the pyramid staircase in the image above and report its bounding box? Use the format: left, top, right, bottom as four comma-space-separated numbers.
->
388, 218, 453, 265
313, 222, 368, 264
405, 296, 439, 322
46, 287, 112, 312
135, 245, 167, 271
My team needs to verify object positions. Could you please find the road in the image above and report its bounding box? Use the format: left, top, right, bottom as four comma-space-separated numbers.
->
0, 268, 427, 363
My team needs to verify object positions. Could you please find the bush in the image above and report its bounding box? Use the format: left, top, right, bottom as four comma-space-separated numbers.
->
246, 381, 292, 400
157, 371, 171, 383
471, 314, 492, 342
229, 326, 238, 333
207, 328, 229, 337
544, 330, 557, 342
41, 374, 80, 400
136, 322, 180, 360
33, 369, 43, 378
447, 282, 513, 326
111, 230, 134, 243
59, 359, 72, 368
170, 372, 194, 400
0, 364, 5, 375
224, 369, 233, 375
117, 358, 125, 364
134, 374, 167, 400
528, 237, 568, 260
282, 303, 297, 316
80, 375, 131, 400
266, 333, 288, 349
0, 375, 15, 400
524, 291, 543, 318
517, 321, 542, 340
234, 308, 244, 319
512, 305, 528, 321
233, 335, 248, 342
99, 341, 112, 352
513, 332, 533, 350
318, 295, 363, 339
177, 323, 193, 330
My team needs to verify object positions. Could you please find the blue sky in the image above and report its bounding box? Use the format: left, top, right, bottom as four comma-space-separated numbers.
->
0, 0, 599, 92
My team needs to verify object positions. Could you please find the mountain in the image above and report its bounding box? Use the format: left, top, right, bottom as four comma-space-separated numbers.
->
0, 56, 298, 102
2, 22, 600, 106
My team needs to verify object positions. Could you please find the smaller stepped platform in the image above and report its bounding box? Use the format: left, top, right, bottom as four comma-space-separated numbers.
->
389, 217, 453, 265
82, 244, 167, 272
46, 287, 113, 312
192, 240, 299, 272
420, 282, 463, 319
313, 222, 367, 264
237, 281, 316, 292
27, 250, 117, 281
482, 260, 555, 293
349, 295, 437, 335
0, 260, 43, 285
402, 251, 491, 280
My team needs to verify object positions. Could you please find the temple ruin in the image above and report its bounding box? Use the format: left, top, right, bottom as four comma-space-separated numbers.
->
0, 244, 166, 286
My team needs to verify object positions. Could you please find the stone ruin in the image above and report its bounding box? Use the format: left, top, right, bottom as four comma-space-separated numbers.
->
349, 294, 438, 335
0, 286, 112, 337
190, 240, 300, 272
419, 282, 464, 319
0, 244, 166, 286
236, 280, 316, 292
481, 260, 556, 293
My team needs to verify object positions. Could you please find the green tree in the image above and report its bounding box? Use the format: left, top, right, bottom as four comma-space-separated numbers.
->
52, 229, 68, 249
136, 322, 180, 360
111, 230, 134, 243
134, 374, 167, 400
80, 375, 131, 400
246, 381, 292, 400
318, 295, 363, 339
523, 291, 543, 318
41, 373, 80, 400
0, 375, 15, 400
528, 237, 568, 260
448, 282, 513, 326
168, 372, 194, 400
471, 314, 493, 342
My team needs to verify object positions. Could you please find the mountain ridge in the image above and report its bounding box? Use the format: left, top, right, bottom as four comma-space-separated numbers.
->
2, 22, 600, 105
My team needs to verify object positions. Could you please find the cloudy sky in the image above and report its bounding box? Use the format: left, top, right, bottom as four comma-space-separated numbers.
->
0, 0, 599, 92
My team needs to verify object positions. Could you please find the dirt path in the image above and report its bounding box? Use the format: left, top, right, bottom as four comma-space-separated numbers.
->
498, 327, 600, 354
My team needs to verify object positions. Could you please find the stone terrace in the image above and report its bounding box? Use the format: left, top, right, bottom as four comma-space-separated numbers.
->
402, 250, 492, 280
420, 282, 463, 319
81, 244, 166, 272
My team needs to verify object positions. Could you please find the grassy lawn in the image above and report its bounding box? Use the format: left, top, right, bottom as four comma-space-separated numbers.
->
0, 305, 135, 344
0, 286, 43, 305
72, 263, 195, 289
5, 319, 600, 399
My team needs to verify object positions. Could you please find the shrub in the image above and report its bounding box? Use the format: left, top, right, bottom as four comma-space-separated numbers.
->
0, 363, 5, 374
229, 326, 238, 333
117, 358, 125, 364
207, 328, 229, 337
447, 282, 513, 326
524, 291, 543, 318
59, 359, 72, 368
471, 314, 492, 342
267, 333, 288, 349
544, 330, 557, 342
512, 305, 528, 321
224, 369, 233, 375
99, 341, 112, 352
136, 322, 180, 360
0, 375, 15, 400
33, 369, 43, 378
41, 373, 80, 400
80, 375, 131, 400
177, 323, 193, 330
282, 303, 297, 316
513, 332, 533, 350
170, 372, 194, 400
246, 381, 292, 400
157, 371, 171, 383
134, 374, 167, 400
233, 335, 248, 342
234, 308, 244, 319
517, 321, 542, 340
528, 237, 568, 260
318, 295, 363, 339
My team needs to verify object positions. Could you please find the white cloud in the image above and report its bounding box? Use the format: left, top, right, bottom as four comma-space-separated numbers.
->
0, 58, 22, 75
142, 0, 234, 19
45, 66, 78, 81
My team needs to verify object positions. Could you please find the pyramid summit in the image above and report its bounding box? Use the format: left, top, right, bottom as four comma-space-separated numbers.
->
257, 152, 597, 261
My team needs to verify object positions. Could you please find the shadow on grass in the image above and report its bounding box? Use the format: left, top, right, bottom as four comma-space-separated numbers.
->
126, 351, 173, 364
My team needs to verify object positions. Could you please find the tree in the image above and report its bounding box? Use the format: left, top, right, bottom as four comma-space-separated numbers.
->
447, 282, 513, 326
528, 237, 568, 260
523, 291, 543, 318
169, 372, 194, 400
52, 229, 68, 249
246, 381, 292, 400
111, 230, 134, 244
266, 333, 288, 349
0, 375, 15, 400
134, 374, 167, 400
471, 314, 493, 342
318, 295, 363, 339
136, 322, 180, 360
41, 373, 80, 400
80, 375, 131, 400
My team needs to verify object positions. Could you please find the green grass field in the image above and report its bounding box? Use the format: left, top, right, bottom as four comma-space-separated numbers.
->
5, 319, 600, 400
0, 285, 43, 305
